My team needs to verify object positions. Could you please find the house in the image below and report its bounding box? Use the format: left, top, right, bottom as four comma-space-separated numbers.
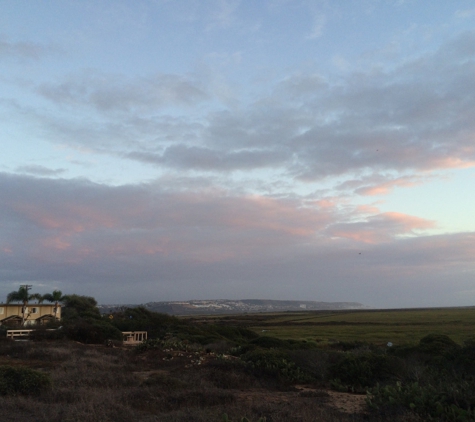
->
0, 304, 61, 327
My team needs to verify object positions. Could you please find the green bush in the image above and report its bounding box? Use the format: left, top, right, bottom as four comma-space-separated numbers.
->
329, 340, 372, 352
110, 306, 182, 339
371, 334, 475, 420
250, 336, 288, 349
64, 319, 123, 344
134, 336, 201, 353
418, 334, 460, 357
61, 294, 102, 321
391, 334, 460, 359
329, 352, 401, 391
29, 327, 65, 341
240, 348, 310, 383
368, 380, 475, 421
454, 338, 475, 374
288, 349, 332, 381
0, 365, 52, 395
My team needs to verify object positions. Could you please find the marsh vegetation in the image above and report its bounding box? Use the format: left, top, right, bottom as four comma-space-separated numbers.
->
1, 305, 475, 421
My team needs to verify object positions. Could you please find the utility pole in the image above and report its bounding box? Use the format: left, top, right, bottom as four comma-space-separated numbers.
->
21, 284, 32, 294
20, 285, 32, 327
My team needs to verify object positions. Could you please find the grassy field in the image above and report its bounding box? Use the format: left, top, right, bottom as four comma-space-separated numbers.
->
192, 307, 475, 345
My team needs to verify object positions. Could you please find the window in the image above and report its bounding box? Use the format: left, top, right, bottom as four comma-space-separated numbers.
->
0, 307, 4, 314
31, 307, 38, 314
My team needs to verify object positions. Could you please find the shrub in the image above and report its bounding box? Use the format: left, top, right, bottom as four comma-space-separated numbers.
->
111, 306, 182, 339
329, 340, 373, 352
249, 336, 288, 349
367, 379, 475, 421
289, 349, 332, 381
285, 339, 318, 350
240, 348, 311, 383
417, 334, 460, 357
29, 327, 65, 341
200, 359, 260, 390
329, 352, 401, 391
0, 365, 52, 396
63, 319, 123, 344
61, 294, 102, 321
454, 338, 475, 374
134, 337, 200, 353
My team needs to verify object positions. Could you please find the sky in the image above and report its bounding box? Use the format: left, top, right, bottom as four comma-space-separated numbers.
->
0, 0, 474, 308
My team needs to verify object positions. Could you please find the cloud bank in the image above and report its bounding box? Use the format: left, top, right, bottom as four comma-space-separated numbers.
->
1, 172, 473, 307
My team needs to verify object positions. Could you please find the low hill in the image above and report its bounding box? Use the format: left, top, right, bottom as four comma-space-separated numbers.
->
99, 299, 365, 315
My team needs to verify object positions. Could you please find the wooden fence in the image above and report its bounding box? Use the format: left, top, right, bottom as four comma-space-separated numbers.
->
6, 329, 33, 339
122, 331, 147, 345
4, 329, 148, 345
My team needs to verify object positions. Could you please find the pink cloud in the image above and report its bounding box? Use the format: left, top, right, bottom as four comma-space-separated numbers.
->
12, 186, 439, 263
6, 187, 339, 264
429, 156, 475, 170
314, 198, 337, 209
355, 177, 423, 196
221, 195, 331, 236
381, 212, 436, 231
11, 202, 119, 233
355, 204, 381, 215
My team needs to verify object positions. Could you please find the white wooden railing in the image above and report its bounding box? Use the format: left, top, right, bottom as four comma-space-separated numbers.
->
6, 329, 33, 339
5, 329, 147, 344
122, 331, 147, 344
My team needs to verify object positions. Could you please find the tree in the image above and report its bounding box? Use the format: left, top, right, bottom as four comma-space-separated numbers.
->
42, 290, 65, 320
61, 294, 101, 321
6, 286, 43, 326
61, 294, 122, 343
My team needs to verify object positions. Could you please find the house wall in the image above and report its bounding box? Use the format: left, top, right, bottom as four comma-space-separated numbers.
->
0, 304, 61, 325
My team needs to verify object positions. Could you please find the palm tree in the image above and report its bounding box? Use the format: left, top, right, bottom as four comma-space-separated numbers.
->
6, 286, 42, 326
42, 290, 65, 320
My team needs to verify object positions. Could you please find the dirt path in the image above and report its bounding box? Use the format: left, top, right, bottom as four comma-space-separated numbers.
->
326, 390, 367, 414
232, 386, 366, 414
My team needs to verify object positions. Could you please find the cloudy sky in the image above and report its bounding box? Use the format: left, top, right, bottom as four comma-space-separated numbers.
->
1, 1, 474, 308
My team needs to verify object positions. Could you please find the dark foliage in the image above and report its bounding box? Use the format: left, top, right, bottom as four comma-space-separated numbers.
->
63, 318, 123, 344
110, 306, 182, 339
61, 294, 102, 321
56, 294, 123, 344
368, 335, 475, 420
0, 365, 52, 396
329, 352, 402, 392
240, 348, 312, 384
249, 336, 288, 349
329, 340, 373, 352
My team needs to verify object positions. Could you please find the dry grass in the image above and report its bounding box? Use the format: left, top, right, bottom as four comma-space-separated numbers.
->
0, 339, 418, 422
